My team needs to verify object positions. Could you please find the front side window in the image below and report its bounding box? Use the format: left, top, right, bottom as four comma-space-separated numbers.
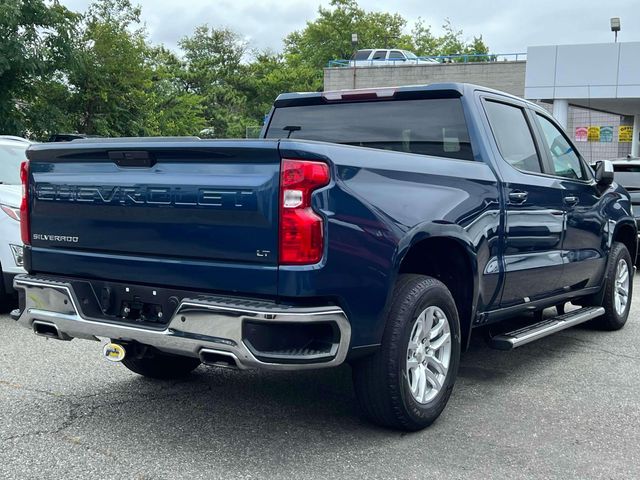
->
389, 51, 405, 60
536, 114, 588, 180
483, 100, 542, 173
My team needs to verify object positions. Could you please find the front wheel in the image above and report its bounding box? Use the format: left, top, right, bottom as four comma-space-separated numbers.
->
591, 241, 633, 330
352, 274, 461, 431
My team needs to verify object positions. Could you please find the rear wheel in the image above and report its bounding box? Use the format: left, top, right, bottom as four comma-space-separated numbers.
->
352, 274, 461, 431
591, 241, 633, 330
122, 347, 201, 379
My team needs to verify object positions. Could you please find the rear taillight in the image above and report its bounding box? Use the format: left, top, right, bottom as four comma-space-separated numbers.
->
20, 161, 30, 245
279, 159, 330, 265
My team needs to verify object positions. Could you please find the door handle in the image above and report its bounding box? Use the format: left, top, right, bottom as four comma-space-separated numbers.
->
508, 191, 528, 204
564, 195, 579, 206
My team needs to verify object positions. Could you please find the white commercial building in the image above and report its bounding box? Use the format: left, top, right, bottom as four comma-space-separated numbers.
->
525, 42, 640, 159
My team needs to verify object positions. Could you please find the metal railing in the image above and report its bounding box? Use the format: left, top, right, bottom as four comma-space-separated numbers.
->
327, 52, 527, 68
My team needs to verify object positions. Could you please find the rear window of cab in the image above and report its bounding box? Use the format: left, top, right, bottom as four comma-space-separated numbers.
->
265, 98, 474, 161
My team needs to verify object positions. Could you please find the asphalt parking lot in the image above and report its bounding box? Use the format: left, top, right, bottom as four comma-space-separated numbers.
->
2, 279, 640, 480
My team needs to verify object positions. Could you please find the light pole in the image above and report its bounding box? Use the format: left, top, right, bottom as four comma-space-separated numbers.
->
351, 33, 358, 89
611, 17, 621, 43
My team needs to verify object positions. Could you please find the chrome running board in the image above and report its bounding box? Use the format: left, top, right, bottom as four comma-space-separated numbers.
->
489, 306, 605, 350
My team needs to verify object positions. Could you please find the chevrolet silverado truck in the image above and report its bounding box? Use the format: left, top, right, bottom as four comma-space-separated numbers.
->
13, 83, 637, 431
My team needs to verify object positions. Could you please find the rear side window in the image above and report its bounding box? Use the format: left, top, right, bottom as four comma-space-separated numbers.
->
371, 50, 387, 60
484, 100, 542, 173
265, 98, 474, 161
354, 50, 372, 60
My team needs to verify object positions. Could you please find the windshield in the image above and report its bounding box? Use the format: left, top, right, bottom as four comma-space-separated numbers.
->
405, 51, 418, 59
0, 143, 28, 184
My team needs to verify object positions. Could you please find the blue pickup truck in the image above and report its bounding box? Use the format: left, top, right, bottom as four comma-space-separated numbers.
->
13, 83, 636, 430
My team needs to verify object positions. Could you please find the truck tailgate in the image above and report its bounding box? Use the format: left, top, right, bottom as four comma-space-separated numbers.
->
26, 140, 281, 295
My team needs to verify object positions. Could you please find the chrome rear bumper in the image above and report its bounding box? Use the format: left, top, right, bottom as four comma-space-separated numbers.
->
13, 275, 351, 370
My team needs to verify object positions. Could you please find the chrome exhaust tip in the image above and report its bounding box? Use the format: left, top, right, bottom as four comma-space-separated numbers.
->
199, 349, 242, 369
32, 321, 71, 341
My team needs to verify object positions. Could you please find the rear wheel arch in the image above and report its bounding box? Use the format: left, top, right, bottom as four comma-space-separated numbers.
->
396, 235, 477, 350
612, 221, 637, 264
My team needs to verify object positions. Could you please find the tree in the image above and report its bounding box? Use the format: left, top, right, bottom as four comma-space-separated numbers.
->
0, 0, 77, 136
283, 0, 412, 84
145, 46, 206, 136
1, 0, 492, 139
418, 19, 490, 61
178, 25, 253, 137
285, 0, 490, 74
66, 0, 153, 136
239, 50, 318, 124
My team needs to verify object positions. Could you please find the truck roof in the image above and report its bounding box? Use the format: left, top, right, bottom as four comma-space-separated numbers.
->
274, 82, 536, 109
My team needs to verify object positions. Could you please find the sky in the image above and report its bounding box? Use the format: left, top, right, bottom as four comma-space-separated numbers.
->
60, 0, 640, 56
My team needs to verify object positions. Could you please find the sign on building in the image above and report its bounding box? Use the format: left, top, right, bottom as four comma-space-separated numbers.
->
619, 126, 633, 143
600, 126, 613, 143
587, 126, 600, 142
575, 127, 588, 142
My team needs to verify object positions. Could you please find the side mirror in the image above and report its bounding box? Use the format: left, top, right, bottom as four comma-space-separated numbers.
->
595, 160, 614, 187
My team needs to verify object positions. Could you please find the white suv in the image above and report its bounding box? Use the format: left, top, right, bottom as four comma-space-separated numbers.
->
350, 49, 440, 67
0, 136, 29, 309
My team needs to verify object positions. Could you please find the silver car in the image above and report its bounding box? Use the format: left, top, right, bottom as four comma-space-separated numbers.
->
350, 49, 440, 67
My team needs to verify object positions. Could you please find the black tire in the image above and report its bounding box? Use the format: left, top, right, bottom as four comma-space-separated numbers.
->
591, 241, 633, 330
351, 274, 461, 431
122, 348, 201, 379
0, 273, 6, 313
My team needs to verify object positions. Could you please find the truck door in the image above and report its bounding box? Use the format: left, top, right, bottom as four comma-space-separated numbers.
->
531, 112, 607, 291
482, 98, 566, 307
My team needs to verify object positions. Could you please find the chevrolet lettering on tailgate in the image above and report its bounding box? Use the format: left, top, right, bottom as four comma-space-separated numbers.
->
34, 184, 256, 209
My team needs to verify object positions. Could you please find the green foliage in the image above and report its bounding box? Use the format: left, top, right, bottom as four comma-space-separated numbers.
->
67, 0, 153, 136
413, 19, 489, 61
241, 51, 319, 124
0, 0, 77, 135
145, 46, 206, 136
0, 0, 490, 140
178, 25, 252, 138
285, 1, 489, 70
284, 0, 412, 80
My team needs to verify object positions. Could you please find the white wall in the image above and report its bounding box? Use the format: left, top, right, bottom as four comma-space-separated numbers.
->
525, 42, 640, 101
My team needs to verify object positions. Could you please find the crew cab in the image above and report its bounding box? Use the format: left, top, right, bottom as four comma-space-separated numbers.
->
13, 83, 636, 431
